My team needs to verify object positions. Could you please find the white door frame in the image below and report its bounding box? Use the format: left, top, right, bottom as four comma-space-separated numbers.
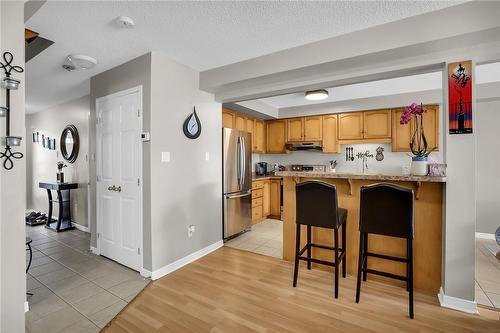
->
95, 85, 145, 276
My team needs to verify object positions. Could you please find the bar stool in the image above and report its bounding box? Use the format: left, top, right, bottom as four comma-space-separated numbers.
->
293, 181, 347, 298
355, 183, 414, 318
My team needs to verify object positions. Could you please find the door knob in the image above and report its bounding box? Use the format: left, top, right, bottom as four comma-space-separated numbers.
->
108, 185, 114, 192
116, 186, 121, 193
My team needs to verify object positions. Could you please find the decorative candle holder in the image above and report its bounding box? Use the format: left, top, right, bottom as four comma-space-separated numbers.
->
0, 51, 24, 170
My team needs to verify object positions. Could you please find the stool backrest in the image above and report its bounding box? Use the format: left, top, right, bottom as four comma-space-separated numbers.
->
359, 183, 414, 239
296, 181, 340, 229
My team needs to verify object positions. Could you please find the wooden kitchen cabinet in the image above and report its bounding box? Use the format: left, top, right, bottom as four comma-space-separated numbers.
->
222, 109, 235, 128
287, 118, 304, 141
391, 105, 439, 152
269, 179, 281, 218
338, 112, 364, 140
266, 120, 287, 153
253, 119, 266, 153
234, 113, 247, 131
263, 180, 270, 217
304, 116, 322, 141
363, 109, 391, 139
322, 114, 339, 153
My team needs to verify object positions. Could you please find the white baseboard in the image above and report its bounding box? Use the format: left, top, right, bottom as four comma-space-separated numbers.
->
140, 268, 151, 278
438, 287, 478, 314
73, 223, 90, 233
24, 301, 29, 313
151, 240, 223, 280
90, 246, 99, 255
475, 232, 495, 240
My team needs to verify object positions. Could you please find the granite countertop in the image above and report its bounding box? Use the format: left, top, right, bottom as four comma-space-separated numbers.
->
274, 171, 446, 183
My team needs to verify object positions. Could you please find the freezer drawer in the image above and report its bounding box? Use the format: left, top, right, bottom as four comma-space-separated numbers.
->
223, 191, 252, 239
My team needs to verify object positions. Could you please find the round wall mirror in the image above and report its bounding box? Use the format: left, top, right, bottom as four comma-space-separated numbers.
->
60, 125, 79, 163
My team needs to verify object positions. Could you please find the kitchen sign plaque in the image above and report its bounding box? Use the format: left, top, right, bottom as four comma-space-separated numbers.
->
448, 60, 473, 134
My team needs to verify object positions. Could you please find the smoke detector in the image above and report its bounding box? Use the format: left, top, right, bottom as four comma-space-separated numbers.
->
62, 54, 97, 71
115, 16, 135, 28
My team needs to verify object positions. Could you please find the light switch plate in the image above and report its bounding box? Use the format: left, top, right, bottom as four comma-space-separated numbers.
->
161, 151, 170, 162
205, 152, 210, 161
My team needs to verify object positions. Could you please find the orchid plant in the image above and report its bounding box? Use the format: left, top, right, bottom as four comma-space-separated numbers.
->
400, 102, 434, 159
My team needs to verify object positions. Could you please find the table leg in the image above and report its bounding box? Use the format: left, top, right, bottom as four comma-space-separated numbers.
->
56, 190, 63, 231
45, 189, 53, 228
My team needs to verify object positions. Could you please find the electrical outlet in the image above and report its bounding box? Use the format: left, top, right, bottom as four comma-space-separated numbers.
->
188, 225, 195, 237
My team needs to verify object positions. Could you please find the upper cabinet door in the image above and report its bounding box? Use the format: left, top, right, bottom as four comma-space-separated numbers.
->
287, 118, 304, 141
267, 120, 286, 153
304, 116, 323, 141
391, 105, 439, 152
338, 113, 364, 140
413, 105, 439, 151
391, 108, 412, 152
253, 119, 266, 153
234, 113, 247, 131
322, 114, 339, 153
363, 110, 391, 139
222, 109, 235, 128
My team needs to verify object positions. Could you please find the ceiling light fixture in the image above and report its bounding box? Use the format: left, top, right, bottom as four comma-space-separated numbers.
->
305, 89, 329, 101
115, 16, 135, 28
62, 54, 97, 71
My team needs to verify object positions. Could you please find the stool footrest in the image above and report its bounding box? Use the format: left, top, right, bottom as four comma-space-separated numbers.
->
298, 256, 337, 267
299, 243, 344, 256
366, 252, 408, 263
363, 268, 408, 282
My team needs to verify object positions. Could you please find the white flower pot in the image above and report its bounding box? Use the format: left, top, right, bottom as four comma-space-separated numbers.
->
411, 160, 428, 176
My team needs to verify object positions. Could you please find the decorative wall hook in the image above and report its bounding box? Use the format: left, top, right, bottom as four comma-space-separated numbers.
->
0, 51, 24, 170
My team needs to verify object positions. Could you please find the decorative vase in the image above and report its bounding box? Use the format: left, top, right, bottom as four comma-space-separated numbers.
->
57, 172, 64, 183
411, 156, 428, 176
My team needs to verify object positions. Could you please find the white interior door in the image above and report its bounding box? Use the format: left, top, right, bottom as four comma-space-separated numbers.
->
96, 87, 142, 271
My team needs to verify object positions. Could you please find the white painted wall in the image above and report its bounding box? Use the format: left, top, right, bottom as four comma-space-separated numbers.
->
149, 52, 222, 272
0, 2, 27, 331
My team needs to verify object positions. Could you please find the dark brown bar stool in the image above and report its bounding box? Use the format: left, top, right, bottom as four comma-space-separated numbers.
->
355, 183, 414, 318
293, 181, 347, 298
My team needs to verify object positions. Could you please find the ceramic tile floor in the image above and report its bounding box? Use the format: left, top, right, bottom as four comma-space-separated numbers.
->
475, 237, 500, 310
225, 219, 283, 258
25, 224, 150, 333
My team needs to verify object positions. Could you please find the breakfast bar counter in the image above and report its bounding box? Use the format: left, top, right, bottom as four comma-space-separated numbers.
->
275, 171, 446, 293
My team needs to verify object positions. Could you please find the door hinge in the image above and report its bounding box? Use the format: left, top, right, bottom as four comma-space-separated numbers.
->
137, 248, 141, 255
97, 232, 100, 239
97, 175, 101, 182
137, 178, 140, 186
137, 109, 140, 117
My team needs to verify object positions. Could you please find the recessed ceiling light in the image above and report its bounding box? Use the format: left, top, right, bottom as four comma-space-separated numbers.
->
115, 16, 135, 28
62, 54, 97, 71
305, 89, 329, 101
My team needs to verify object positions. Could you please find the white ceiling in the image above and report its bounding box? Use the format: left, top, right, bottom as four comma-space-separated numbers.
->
25, 1, 465, 113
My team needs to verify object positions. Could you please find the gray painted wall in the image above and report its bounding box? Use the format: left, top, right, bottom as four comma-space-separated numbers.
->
26, 95, 89, 228
475, 99, 500, 234
149, 52, 222, 271
0, 2, 27, 331
90, 53, 152, 269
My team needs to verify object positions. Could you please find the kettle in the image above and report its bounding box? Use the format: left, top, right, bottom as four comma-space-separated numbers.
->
256, 162, 268, 176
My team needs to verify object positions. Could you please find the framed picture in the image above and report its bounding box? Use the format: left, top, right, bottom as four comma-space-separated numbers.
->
46, 137, 51, 149
51, 138, 56, 150
41, 134, 46, 148
32, 133, 37, 143
448, 60, 473, 134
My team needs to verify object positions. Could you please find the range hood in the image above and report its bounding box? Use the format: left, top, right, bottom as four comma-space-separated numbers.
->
285, 141, 323, 151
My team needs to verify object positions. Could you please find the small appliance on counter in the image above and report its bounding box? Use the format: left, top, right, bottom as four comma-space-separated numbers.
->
255, 162, 268, 176
290, 164, 326, 172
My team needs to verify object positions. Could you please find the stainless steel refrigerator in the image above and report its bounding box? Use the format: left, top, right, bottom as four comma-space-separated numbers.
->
223, 128, 252, 239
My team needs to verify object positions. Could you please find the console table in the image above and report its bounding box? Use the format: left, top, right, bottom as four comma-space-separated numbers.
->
39, 182, 78, 232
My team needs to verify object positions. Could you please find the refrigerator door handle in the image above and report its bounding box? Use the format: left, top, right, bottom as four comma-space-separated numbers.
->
225, 190, 252, 199
240, 136, 246, 189
236, 136, 242, 190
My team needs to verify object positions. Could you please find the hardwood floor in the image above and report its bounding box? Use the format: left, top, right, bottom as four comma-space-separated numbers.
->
103, 247, 499, 333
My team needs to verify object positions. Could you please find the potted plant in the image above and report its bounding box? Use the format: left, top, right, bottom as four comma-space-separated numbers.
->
56, 161, 67, 183
400, 103, 434, 176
